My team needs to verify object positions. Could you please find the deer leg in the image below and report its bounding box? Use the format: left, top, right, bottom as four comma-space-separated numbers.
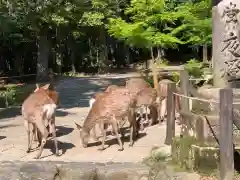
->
91, 125, 98, 141
34, 128, 38, 141
49, 119, 59, 156
129, 108, 137, 147
34, 121, 49, 159
139, 107, 145, 131
98, 122, 107, 151
36, 127, 42, 148
111, 119, 124, 151
145, 105, 149, 123
26, 122, 32, 153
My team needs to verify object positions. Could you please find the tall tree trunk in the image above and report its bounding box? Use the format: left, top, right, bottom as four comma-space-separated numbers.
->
67, 35, 76, 73
36, 35, 50, 81
14, 55, 24, 75
98, 26, 108, 74
55, 46, 63, 74
157, 46, 164, 60
203, 44, 208, 62
151, 47, 159, 95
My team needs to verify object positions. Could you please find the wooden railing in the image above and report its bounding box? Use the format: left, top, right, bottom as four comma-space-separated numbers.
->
164, 75, 236, 180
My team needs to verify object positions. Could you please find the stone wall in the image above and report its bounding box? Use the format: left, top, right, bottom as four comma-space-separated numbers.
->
0, 161, 201, 180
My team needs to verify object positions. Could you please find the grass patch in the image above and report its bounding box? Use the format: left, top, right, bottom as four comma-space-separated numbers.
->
0, 83, 36, 107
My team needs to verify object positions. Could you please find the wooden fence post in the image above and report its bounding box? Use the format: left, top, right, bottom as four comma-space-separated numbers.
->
165, 82, 176, 145
219, 88, 234, 180
180, 70, 190, 135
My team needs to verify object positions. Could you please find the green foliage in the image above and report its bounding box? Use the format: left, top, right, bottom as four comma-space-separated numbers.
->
184, 58, 204, 78
108, 0, 184, 50
173, 0, 212, 46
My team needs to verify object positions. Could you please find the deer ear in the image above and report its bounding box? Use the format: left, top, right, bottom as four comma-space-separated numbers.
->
42, 83, 51, 90
34, 84, 40, 92
74, 121, 82, 130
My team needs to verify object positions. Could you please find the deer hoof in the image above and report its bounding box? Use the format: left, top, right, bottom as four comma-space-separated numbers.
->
34, 155, 40, 159
128, 143, 133, 147
98, 147, 106, 151
118, 147, 124, 151
26, 149, 31, 153
55, 152, 60, 157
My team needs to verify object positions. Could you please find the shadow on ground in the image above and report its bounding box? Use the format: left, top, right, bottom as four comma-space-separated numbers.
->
0, 107, 71, 120
56, 75, 140, 109
56, 126, 74, 138
0, 136, 6, 140
29, 140, 75, 159
87, 132, 147, 149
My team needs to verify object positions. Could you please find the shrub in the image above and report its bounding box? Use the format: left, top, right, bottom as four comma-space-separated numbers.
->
184, 58, 204, 78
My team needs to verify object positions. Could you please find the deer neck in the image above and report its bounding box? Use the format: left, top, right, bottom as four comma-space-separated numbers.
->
82, 111, 96, 133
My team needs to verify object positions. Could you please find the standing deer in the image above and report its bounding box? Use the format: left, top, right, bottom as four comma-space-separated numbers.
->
125, 77, 155, 128
75, 87, 137, 151
33, 84, 59, 140
135, 87, 158, 130
22, 83, 59, 159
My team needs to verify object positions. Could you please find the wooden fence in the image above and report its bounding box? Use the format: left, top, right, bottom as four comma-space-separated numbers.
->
163, 75, 236, 180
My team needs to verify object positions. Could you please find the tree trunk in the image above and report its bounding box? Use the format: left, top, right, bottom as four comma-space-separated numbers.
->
36, 35, 50, 81
98, 26, 108, 74
125, 45, 130, 66
203, 44, 208, 62
55, 47, 63, 74
157, 46, 164, 60
68, 36, 76, 73
14, 55, 24, 75
151, 47, 159, 95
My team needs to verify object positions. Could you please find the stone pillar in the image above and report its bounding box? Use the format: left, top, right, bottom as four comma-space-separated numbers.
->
212, 0, 240, 88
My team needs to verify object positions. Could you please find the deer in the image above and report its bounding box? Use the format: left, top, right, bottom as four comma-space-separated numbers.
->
125, 78, 156, 128
135, 87, 158, 130
74, 87, 137, 151
89, 84, 122, 139
21, 83, 59, 159
33, 83, 59, 141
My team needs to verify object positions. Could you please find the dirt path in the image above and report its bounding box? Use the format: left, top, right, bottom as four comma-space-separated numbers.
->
0, 74, 181, 162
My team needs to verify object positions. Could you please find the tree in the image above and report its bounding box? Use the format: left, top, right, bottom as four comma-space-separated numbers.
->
108, 0, 183, 64
172, 0, 212, 62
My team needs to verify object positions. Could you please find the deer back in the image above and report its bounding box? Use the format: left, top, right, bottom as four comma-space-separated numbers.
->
22, 85, 57, 122
125, 78, 150, 96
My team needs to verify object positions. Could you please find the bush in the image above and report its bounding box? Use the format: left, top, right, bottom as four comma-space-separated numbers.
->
184, 59, 204, 78
0, 84, 35, 107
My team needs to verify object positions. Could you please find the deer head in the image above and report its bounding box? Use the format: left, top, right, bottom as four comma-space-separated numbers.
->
74, 121, 90, 148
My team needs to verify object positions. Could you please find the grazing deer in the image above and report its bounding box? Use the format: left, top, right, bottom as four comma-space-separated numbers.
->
89, 84, 121, 139
22, 83, 59, 159
75, 87, 137, 151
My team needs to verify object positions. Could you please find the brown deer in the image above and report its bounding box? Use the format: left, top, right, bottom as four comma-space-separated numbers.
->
89, 84, 121, 139
33, 83, 59, 140
125, 78, 156, 128
22, 84, 59, 159
135, 87, 158, 130
75, 87, 137, 151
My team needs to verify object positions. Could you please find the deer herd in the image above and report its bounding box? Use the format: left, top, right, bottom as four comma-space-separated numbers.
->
21, 77, 182, 159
